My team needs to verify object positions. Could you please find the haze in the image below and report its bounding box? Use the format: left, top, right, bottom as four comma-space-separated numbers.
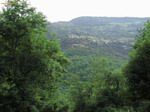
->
0, 0, 150, 22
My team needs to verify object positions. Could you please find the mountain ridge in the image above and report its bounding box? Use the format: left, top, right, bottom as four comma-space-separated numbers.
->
48, 16, 150, 58
50, 16, 149, 38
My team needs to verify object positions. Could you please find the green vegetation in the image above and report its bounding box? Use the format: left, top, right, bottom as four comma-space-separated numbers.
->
49, 16, 149, 60
1, 0, 150, 112
50, 17, 149, 39
0, 0, 68, 111
124, 21, 150, 111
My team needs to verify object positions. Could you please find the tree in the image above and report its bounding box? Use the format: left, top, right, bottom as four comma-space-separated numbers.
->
0, 0, 68, 111
125, 21, 150, 108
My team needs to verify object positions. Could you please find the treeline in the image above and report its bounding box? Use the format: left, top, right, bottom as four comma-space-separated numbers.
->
1, 0, 150, 112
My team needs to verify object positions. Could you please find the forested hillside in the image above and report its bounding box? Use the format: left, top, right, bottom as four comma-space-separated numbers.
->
50, 17, 149, 38
48, 17, 149, 58
1, 0, 150, 112
48, 17, 150, 112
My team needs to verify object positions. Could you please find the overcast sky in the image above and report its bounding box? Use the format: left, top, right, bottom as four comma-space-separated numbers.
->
0, 0, 150, 22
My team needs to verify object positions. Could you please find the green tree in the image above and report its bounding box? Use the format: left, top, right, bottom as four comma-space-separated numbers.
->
0, 0, 68, 111
125, 21, 150, 109
89, 58, 126, 112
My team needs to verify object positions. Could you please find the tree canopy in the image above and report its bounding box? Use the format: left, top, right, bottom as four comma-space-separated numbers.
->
125, 21, 150, 110
0, 0, 68, 111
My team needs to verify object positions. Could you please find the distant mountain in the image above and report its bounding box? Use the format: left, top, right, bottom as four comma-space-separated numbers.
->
48, 17, 150, 58
49, 17, 149, 38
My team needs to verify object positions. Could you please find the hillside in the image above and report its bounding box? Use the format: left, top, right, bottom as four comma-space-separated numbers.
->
48, 17, 150, 58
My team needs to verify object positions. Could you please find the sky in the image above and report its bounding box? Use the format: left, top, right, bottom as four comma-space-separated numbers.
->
0, 0, 150, 22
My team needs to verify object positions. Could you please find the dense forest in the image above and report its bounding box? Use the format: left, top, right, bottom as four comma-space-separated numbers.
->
1, 0, 150, 112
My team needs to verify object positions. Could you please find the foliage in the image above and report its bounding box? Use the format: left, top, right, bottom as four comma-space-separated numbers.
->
61, 57, 127, 112
124, 21, 150, 110
1, 1, 149, 111
0, 0, 68, 111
